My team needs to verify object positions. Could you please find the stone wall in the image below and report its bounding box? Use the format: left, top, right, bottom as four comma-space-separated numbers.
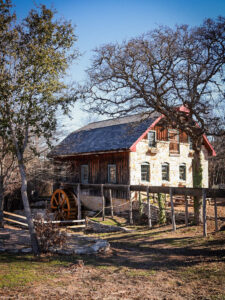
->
81, 194, 131, 212
130, 139, 209, 188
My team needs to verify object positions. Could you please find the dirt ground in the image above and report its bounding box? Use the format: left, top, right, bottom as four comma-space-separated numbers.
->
0, 219, 224, 300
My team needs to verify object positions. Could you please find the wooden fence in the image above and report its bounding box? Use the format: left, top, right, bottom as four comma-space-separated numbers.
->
60, 182, 225, 237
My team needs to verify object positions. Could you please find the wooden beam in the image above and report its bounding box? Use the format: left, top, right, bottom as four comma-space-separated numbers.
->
170, 188, 176, 231
147, 187, 152, 228
3, 217, 28, 227
34, 219, 85, 224
59, 183, 225, 198
128, 185, 133, 225
3, 211, 27, 220
202, 189, 207, 237
214, 198, 218, 232
185, 194, 188, 227
77, 183, 81, 220
109, 189, 113, 218
101, 184, 105, 221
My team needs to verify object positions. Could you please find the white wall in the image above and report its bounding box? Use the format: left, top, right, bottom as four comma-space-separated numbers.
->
129, 139, 209, 188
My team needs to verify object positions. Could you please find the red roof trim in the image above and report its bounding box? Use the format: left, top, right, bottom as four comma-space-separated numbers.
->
130, 115, 163, 152
203, 134, 216, 156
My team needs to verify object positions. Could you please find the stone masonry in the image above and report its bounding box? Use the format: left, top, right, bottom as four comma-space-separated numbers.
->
130, 138, 209, 188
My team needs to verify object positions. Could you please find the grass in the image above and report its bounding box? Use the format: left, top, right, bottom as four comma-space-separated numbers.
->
91, 216, 127, 227
0, 254, 72, 288
125, 268, 156, 278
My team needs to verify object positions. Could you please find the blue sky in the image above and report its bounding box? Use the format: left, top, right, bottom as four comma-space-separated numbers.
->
13, 0, 225, 132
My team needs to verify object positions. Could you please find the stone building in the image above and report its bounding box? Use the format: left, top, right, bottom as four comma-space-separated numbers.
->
49, 111, 216, 211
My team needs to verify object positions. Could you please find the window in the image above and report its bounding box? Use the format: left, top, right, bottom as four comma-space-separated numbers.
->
188, 136, 193, 150
179, 164, 186, 181
81, 165, 88, 184
148, 131, 156, 147
108, 164, 116, 183
168, 129, 179, 153
162, 163, 169, 181
141, 162, 150, 182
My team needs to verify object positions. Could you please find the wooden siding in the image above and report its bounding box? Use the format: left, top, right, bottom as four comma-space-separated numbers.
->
72, 152, 130, 185
153, 126, 188, 143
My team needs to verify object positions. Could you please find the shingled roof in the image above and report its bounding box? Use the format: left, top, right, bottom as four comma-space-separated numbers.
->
49, 112, 160, 157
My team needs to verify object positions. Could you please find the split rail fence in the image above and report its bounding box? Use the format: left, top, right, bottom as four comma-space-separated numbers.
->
61, 182, 225, 237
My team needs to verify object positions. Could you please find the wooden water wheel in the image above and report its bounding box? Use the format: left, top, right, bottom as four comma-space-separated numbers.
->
51, 189, 78, 220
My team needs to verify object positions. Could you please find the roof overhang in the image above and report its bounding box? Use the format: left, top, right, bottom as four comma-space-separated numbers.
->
51, 149, 130, 160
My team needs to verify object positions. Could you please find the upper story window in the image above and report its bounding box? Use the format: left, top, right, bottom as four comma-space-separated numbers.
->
81, 165, 88, 184
108, 164, 116, 183
162, 163, 169, 181
168, 129, 179, 153
148, 130, 156, 147
141, 162, 150, 182
188, 136, 193, 150
179, 163, 186, 181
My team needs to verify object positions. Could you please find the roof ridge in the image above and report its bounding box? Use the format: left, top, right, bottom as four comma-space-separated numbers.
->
75, 111, 157, 133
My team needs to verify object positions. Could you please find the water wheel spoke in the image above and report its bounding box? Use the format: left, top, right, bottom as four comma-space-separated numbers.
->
52, 195, 58, 207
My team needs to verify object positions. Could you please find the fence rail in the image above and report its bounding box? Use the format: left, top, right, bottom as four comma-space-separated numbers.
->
60, 182, 225, 237
3, 211, 28, 227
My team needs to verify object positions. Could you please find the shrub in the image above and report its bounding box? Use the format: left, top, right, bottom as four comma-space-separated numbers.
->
34, 213, 67, 253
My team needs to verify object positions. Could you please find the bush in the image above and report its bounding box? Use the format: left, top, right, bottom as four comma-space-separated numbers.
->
34, 213, 67, 253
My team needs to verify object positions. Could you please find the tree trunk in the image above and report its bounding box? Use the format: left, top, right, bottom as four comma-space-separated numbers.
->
192, 149, 203, 225
19, 162, 40, 255
0, 176, 4, 228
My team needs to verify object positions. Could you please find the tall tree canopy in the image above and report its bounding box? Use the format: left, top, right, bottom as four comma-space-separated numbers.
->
82, 16, 225, 223
0, 0, 78, 254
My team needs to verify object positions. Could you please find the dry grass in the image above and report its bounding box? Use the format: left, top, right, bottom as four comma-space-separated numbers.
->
0, 222, 224, 299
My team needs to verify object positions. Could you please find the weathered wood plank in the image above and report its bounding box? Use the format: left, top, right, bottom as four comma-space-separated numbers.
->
185, 194, 188, 226
109, 189, 114, 218
101, 184, 105, 221
3, 217, 28, 227
34, 219, 85, 224
147, 187, 152, 228
203, 189, 207, 237
59, 182, 225, 198
214, 198, 218, 232
128, 185, 133, 225
77, 183, 81, 220
170, 188, 176, 231
3, 211, 27, 220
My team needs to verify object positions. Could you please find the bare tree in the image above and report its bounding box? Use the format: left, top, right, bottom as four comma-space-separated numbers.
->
82, 17, 225, 224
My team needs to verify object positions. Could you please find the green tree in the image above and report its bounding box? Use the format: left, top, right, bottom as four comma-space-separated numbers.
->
82, 17, 225, 225
0, 0, 78, 255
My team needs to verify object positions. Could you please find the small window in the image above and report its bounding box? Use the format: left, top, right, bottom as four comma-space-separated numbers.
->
162, 163, 169, 181
148, 131, 156, 147
179, 164, 186, 181
81, 165, 88, 184
169, 129, 179, 153
108, 164, 116, 183
141, 162, 150, 182
188, 136, 193, 150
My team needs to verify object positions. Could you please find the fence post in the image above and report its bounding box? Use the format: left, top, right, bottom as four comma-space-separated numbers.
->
202, 189, 207, 237
77, 183, 81, 220
128, 185, 133, 225
147, 186, 152, 228
185, 193, 188, 227
101, 184, 105, 221
213, 197, 218, 232
169, 187, 176, 231
109, 189, 113, 218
